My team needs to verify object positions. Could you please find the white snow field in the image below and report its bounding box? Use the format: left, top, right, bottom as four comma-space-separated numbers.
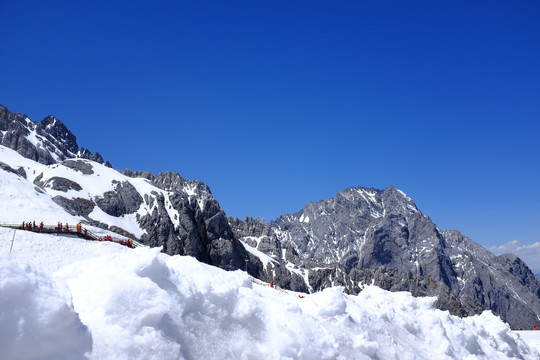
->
515, 332, 540, 354
1, 228, 539, 360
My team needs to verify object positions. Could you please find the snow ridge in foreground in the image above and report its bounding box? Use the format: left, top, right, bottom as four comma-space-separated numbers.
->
1, 231, 538, 360
0, 255, 92, 360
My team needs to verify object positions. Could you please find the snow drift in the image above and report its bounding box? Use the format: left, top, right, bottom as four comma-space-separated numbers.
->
0, 255, 92, 360
1, 229, 538, 359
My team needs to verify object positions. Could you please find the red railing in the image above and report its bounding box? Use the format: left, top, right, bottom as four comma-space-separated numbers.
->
0, 222, 143, 248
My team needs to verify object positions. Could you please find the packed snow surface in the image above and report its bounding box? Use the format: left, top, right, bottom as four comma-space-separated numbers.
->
1, 228, 539, 360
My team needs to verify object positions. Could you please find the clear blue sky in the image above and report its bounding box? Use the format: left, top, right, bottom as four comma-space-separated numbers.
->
1, 1, 539, 252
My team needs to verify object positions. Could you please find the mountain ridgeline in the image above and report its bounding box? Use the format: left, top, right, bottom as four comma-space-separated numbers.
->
1, 103, 539, 330
230, 188, 540, 329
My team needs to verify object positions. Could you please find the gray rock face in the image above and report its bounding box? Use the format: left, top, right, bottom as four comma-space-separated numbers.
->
62, 159, 95, 175
36, 115, 78, 156
94, 180, 143, 217
52, 196, 96, 217
35, 176, 83, 192
229, 186, 540, 329
227, 216, 311, 293
122, 169, 260, 273
228, 217, 283, 257
0, 161, 26, 178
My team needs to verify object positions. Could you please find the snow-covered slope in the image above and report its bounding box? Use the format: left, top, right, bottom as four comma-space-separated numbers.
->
1, 228, 539, 360
0, 141, 252, 273
0, 103, 253, 274
0, 144, 147, 237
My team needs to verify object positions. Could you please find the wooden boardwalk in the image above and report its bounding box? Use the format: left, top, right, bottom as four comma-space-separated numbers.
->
1, 222, 143, 248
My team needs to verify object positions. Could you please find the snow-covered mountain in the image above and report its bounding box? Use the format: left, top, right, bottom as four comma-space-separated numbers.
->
0, 104, 258, 273
1, 103, 540, 331
230, 187, 540, 330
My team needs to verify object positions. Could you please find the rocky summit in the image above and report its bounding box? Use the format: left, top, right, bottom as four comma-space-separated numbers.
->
1, 103, 539, 330
0, 104, 107, 165
229, 187, 540, 329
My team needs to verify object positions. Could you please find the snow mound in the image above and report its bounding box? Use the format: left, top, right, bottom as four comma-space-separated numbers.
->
0, 254, 92, 360
1, 229, 539, 359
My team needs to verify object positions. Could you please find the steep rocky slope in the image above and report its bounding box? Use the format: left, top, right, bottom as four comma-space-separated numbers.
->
229, 186, 540, 329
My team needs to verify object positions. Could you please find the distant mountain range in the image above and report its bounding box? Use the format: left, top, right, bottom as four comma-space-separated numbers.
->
1, 103, 539, 330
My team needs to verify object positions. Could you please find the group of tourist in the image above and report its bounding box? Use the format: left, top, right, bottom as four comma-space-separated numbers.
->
56, 222, 85, 234
18, 221, 133, 248
21, 221, 43, 232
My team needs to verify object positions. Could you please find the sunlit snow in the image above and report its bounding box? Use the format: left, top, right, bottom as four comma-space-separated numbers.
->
240, 239, 277, 270
2, 226, 540, 360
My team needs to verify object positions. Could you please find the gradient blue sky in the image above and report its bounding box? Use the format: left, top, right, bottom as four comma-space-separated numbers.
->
1, 1, 539, 256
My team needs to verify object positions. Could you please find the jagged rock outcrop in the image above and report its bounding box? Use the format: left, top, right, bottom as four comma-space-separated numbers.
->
62, 159, 95, 174
0, 104, 106, 165
51, 196, 96, 217
122, 169, 262, 272
41, 177, 83, 192
227, 217, 310, 292
94, 181, 143, 217
228, 217, 283, 257
0, 161, 26, 178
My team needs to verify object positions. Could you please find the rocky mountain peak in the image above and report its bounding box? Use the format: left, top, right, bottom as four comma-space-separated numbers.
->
36, 115, 78, 154
77, 148, 109, 166
382, 185, 419, 212
0, 104, 106, 165
232, 185, 540, 330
